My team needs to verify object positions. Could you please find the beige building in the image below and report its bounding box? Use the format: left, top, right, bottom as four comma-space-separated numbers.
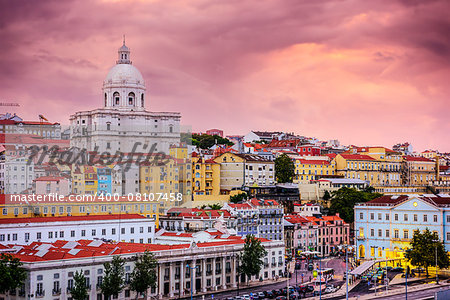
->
213, 153, 275, 191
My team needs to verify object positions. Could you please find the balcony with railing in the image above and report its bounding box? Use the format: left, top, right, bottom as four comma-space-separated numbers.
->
52, 289, 61, 296
35, 290, 45, 298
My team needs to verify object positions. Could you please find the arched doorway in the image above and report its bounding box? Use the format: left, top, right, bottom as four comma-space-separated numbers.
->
359, 245, 365, 259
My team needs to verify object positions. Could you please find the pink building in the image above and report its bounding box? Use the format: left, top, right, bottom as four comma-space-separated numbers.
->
34, 176, 71, 196
305, 214, 350, 256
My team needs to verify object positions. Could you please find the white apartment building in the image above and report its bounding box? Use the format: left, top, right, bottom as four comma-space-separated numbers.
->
0, 214, 156, 245
0, 237, 285, 299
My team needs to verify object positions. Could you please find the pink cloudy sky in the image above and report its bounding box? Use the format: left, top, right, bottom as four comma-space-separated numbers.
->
0, 0, 449, 152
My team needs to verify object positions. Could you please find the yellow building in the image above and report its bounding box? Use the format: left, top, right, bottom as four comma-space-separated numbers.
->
402, 156, 437, 186
293, 158, 335, 183
192, 156, 221, 196
355, 147, 402, 186
334, 153, 383, 186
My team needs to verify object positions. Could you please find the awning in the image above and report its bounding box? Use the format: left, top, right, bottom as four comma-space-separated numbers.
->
350, 260, 375, 276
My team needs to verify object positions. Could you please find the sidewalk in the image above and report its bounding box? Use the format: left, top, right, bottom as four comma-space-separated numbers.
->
355, 281, 450, 299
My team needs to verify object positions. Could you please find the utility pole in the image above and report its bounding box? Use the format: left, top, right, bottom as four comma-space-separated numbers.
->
345, 245, 348, 300
436, 244, 439, 284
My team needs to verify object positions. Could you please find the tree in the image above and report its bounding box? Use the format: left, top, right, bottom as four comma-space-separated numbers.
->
200, 203, 223, 210
101, 255, 125, 300
190, 134, 233, 149
328, 187, 382, 223
71, 270, 88, 300
405, 229, 450, 277
274, 154, 295, 183
230, 192, 248, 204
239, 235, 267, 284
130, 251, 158, 299
0, 253, 27, 294
323, 190, 331, 201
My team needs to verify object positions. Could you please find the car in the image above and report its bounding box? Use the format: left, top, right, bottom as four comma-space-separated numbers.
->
226, 298, 234, 300
265, 291, 274, 298
275, 296, 287, 300
250, 294, 259, 300
242, 295, 251, 300
272, 289, 282, 296
258, 292, 265, 298
234, 297, 244, 300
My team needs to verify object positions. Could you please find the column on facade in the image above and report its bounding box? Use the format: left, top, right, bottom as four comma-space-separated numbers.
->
212, 257, 216, 291
231, 255, 237, 288
221, 256, 227, 289
202, 258, 207, 292
180, 260, 185, 296
158, 264, 164, 299
191, 260, 196, 295
169, 262, 175, 297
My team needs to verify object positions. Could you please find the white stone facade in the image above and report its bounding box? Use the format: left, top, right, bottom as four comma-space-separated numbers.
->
70, 41, 181, 154
0, 215, 156, 245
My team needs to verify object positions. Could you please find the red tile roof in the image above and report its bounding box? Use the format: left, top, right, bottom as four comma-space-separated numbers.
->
296, 159, 330, 165
34, 176, 67, 182
5, 236, 272, 262
339, 154, 375, 161
404, 155, 434, 162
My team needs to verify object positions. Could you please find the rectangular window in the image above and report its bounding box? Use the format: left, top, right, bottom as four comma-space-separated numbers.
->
112, 228, 116, 235
414, 214, 418, 222
404, 214, 408, 221
370, 229, 374, 236
394, 214, 398, 221
81, 230, 86, 237
370, 213, 374, 220
378, 213, 382, 221
385, 213, 389, 221
71, 230, 75, 237
424, 214, 428, 222
386, 230, 389, 238
378, 229, 382, 237
394, 230, 399, 239
403, 230, 409, 239
434, 215, 438, 222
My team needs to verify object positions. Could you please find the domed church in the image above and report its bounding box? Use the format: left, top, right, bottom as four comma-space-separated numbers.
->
70, 39, 181, 154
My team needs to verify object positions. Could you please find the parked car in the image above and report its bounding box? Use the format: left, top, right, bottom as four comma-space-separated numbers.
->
258, 292, 266, 298
275, 296, 287, 300
250, 294, 259, 300
242, 294, 251, 300
272, 289, 282, 296
265, 291, 274, 298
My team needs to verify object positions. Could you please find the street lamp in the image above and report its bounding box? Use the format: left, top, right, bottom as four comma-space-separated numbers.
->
344, 244, 349, 300
186, 263, 199, 300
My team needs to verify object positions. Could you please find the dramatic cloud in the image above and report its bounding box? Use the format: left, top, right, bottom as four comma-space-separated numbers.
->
0, 0, 449, 151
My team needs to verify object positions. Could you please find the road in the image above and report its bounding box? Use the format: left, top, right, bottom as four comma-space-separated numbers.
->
179, 258, 348, 300
373, 285, 446, 300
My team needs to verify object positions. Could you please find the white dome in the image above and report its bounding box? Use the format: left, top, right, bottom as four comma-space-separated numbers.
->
104, 63, 145, 86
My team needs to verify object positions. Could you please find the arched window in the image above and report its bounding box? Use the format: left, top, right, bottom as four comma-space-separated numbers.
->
169, 125, 173, 133
141, 94, 144, 107
128, 92, 135, 106
113, 92, 120, 105
104, 93, 107, 106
